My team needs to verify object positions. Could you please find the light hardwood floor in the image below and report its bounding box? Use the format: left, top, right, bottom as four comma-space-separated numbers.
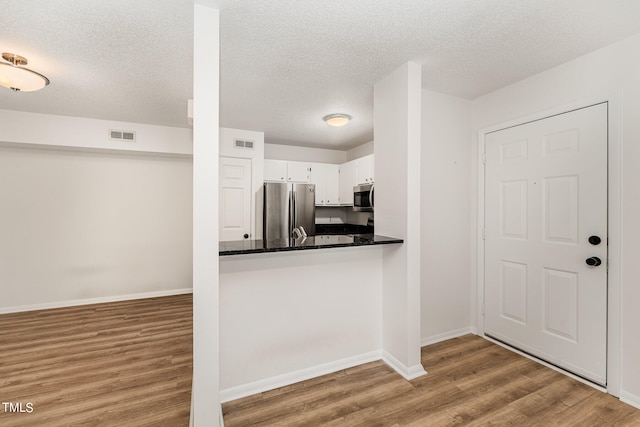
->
0, 294, 192, 427
223, 335, 640, 426
3, 296, 639, 426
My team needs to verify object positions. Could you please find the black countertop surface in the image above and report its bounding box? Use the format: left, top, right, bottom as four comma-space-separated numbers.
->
315, 223, 374, 235
220, 234, 403, 256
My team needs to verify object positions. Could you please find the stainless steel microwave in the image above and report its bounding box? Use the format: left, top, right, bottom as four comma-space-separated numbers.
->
353, 183, 374, 212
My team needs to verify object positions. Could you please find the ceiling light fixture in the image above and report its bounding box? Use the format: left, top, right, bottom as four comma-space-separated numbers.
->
323, 113, 352, 127
0, 52, 50, 92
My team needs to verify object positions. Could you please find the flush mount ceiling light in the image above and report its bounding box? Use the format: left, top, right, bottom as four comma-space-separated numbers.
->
323, 113, 352, 127
0, 52, 50, 92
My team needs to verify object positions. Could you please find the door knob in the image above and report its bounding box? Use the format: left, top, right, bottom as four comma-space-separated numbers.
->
243, 233, 249, 239
588, 235, 602, 245
585, 257, 602, 267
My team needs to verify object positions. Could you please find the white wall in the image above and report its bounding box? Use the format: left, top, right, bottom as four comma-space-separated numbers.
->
0, 134, 193, 314
420, 90, 473, 344
220, 127, 264, 162
0, 109, 192, 156
470, 32, 640, 407
266, 141, 374, 163
265, 142, 347, 163
346, 140, 374, 161
374, 62, 425, 379
219, 247, 383, 401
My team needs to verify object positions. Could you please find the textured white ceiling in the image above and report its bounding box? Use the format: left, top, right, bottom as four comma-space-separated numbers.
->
2, 1, 640, 150
0, 0, 194, 129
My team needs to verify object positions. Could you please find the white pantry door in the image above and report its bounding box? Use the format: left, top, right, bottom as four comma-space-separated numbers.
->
484, 103, 608, 385
219, 157, 252, 241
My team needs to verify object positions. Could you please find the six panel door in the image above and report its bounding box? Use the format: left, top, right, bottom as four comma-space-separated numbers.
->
484, 103, 608, 385
219, 157, 252, 241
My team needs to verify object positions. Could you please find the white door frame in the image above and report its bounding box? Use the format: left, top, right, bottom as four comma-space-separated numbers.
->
475, 93, 622, 396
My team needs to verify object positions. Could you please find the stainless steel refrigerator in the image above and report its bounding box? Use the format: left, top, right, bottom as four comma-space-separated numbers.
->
263, 182, 316, 240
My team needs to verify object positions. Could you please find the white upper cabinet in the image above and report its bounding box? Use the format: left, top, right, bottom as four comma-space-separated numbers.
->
264, 160, 310, 183
324, 164, 340, 205
266, 155, 372, 206
264, 159, 287, 182
310, 163, 340, 206
339, 159, 357, 205
356, 154, 374, 184
286, 161, 311, 183
309, 162, 325, 204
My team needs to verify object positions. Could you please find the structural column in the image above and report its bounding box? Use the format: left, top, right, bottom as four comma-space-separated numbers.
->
374, 61, 425, 379
192, 3, 221, 426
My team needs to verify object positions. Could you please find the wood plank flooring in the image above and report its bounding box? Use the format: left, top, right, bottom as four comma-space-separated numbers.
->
222, 335, 640, 426
3, 296, 639, 426
0, 294, 192, 427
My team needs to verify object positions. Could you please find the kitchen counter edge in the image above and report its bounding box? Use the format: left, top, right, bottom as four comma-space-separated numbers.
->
219, 234, 403, 256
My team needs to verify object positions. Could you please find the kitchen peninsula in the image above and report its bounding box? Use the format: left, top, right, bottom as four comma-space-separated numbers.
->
218, 233, 403, 402
216, 106, 422, 402
219, 233, 402, 256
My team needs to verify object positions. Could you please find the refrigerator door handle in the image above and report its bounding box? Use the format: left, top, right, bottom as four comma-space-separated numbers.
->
292, 227, 302, 239
292, 191, 297, 236
289, 189, 296, 237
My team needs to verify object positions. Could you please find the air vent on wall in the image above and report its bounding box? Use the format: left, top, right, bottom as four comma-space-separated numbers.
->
234, 139, 255, 150
109, 129, 136, 142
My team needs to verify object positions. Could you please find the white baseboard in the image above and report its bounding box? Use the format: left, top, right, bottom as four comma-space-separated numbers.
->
420, 327, 475, 347
220, 350, 382, 403
220, 346, 437, 403
381, 351, 427, 380
620, 390, 640, 410
0, 288, 193, 314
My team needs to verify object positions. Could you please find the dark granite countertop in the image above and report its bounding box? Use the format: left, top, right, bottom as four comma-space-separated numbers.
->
219, 234, 403, 256
315, 223, 374, 235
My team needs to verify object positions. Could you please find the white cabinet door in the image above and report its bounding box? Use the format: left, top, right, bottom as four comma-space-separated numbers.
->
356, 154, 374, 184
219, 157, 252, 241
309, 162, 326, 205
339, 160, 357, 205
264, 159, 287, 182
310, 163, 340, 206
484, 103, 608, 385
265, 160, 310, 183
324, 164, 340, 205
287, 161, 310, 183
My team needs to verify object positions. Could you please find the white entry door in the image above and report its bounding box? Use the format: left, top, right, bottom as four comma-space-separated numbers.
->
219, 157, 252, 241
484, 103, 608, 385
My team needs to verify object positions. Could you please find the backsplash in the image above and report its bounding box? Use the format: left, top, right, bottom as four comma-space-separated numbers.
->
315, 206, 347, 224
315, 206, 373, 226
346, 210, 373, 226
